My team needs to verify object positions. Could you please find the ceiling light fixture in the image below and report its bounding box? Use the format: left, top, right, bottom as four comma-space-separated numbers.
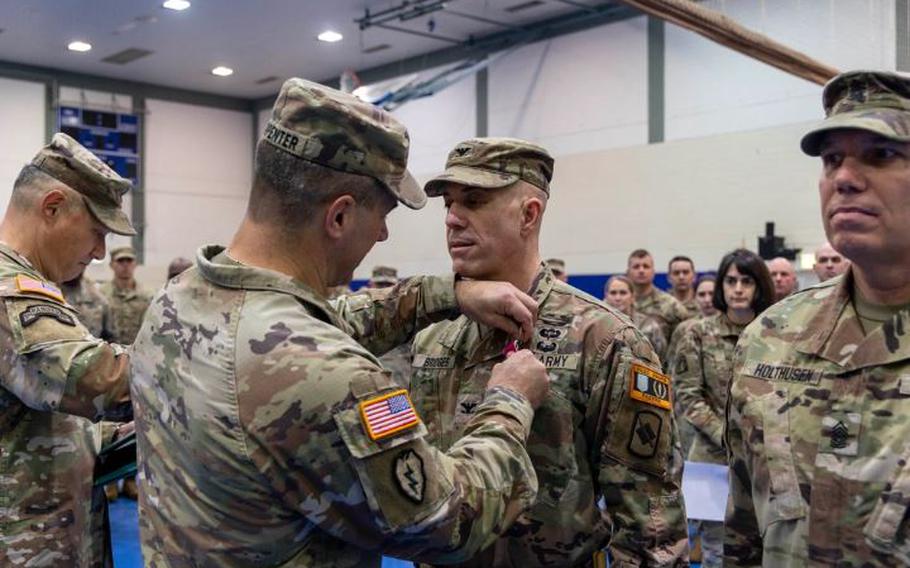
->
67, 41, 93, 52
211, 66, 234, 77
163, 0, 191, 11
317, 30, 343, 43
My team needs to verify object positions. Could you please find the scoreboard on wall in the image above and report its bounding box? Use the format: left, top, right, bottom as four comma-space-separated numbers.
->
58, 106, 140, 186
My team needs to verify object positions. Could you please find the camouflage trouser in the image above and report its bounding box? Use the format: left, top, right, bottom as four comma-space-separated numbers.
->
689, 519, 723, 568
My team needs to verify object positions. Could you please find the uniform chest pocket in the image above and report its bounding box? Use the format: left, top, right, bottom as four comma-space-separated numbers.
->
756, 389, 807, 534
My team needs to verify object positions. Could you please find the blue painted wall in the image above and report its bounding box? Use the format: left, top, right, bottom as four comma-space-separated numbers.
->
352, 274, 676, 300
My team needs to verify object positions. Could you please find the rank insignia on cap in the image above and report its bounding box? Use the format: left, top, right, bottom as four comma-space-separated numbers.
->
629, 363, 672, 410
360, 389, 421, 441
15, 275, 64, 303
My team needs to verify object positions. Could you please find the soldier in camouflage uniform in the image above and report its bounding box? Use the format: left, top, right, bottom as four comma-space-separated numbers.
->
667, 256, 699, 319
672, 249, 774, 567
725, 70, 910, 566
410, 137, 689, 567
62, 269, 111, 339
101, 245, 152, 344
545, 258, 568, 282
0, 133, 135, 567
368, 266, 414, 388
628, 249, 691, 355
130, 78, 552, 567
604, 274, 669, 361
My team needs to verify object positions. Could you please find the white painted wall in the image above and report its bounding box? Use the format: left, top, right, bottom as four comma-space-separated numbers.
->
488, 16, 650, 156
665, 0, 896, 141
0, 77, 46, 215
90, 98, 253, 287
541, 121, 824, 275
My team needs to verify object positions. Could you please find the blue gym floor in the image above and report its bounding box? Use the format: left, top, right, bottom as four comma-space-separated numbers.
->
110, 498, 412, 567
111, 499, 701, 567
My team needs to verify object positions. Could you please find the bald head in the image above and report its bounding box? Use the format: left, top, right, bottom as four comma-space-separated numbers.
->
767, 257, 797, 301
813, 242, 849, 282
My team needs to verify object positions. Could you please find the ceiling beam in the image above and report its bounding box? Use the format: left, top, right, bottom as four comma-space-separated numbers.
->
0, 59, 253, 113
253, 1, 643, 111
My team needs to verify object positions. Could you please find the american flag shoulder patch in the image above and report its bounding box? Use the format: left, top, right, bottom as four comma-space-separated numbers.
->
16, 274, 64, 303
360, 389, 421, 441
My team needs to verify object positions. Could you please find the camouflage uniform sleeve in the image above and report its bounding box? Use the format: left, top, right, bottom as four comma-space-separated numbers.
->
723, 341, 763, 566
672, 324, 723, 447
586, 326, 689, 567
332, 275, 458, 356
240, 338, 538, 563
0, 296, 131, 422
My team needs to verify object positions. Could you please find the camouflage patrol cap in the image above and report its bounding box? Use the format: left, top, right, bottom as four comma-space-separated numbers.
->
801, 70, 910, 156
369, 265, 398, 286
545, 258, 566, 275
263, 78, 426, 209
110, 246, 137, 262
30, 133, 136, 235
424, 137, 554, 196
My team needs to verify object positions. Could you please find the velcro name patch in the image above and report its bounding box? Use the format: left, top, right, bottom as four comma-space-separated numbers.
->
629, 363, 672, 410
20, 304, 76, 328
411, 354, 454, 369
16, 275, 64, 303
360, 389, 421, 441
742, 360, 823, 385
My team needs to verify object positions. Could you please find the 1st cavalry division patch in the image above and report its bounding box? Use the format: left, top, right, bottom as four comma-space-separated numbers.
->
360, 389, 421, 441
629, 363, 672, 410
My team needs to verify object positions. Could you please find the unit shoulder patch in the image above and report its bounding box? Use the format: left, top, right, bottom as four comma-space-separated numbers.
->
627, 410, 663, 458
360, 389, 421, 441
629, 363, 672, 410
393, 449, 426, 503
19, 304, 76, 328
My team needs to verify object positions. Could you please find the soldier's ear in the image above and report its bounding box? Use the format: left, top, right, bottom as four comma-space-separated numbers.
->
519, 196, 544, 235
40, 188, 69, 221
324, 195, 356, 240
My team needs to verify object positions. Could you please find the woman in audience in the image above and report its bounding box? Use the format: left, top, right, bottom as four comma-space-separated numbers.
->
604, 274, 668, 361
672, 249, 774, 568
694, 274, 718, 317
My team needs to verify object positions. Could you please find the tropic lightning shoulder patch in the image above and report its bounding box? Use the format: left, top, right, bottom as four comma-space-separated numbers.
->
394, 449, 426, 503
19, 304, 76, 327
360, 389, 421, 441
15, 274, 65, 303
629, 363, 672, 410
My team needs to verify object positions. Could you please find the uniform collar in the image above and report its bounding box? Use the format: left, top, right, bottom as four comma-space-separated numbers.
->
0, 242, 39, 275
444, 263, 557, 368
713, 312, 748, 337
796, 268, 910, 370
194, 244, 342, 329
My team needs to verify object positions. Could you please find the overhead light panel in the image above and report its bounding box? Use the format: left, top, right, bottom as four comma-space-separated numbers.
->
67, 41, 93, 52
317, 30, 343, 43
211, 66, 234, 77
163, 0, 191, 11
